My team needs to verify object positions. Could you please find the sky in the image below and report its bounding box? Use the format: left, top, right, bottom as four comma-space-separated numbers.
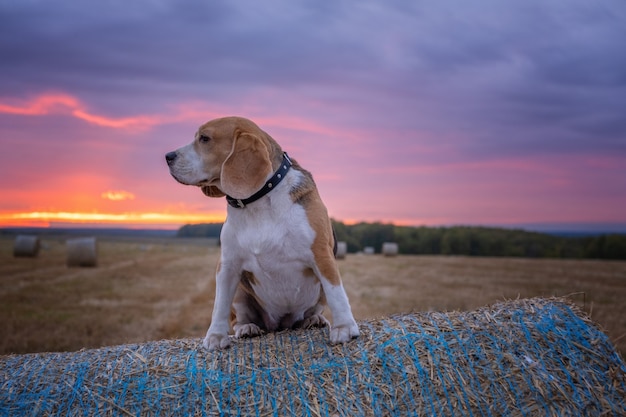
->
1, 0, 625, 230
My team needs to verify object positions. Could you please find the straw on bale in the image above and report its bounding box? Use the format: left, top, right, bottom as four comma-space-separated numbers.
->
66, 237, 98, 267
382, 242, 399, 257
13, 235, 40, 258
335, 241, 347, 259
1, 298, 625, 416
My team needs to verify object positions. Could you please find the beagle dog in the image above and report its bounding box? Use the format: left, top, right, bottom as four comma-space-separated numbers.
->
166, 116, 359, 350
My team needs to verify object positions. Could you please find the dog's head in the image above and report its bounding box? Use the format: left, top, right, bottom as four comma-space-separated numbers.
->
165, 116, 281, 199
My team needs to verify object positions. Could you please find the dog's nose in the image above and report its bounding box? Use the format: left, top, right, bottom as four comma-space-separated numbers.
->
165, 152, 177, 166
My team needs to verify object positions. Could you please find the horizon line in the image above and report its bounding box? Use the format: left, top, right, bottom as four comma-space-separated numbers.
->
2, 220, 626, 234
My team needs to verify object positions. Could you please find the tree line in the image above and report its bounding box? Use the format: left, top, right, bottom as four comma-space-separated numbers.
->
177, 221, 626, 260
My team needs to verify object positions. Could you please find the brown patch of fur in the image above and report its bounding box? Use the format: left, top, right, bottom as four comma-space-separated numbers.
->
232, 270, 267, 330
239, 270, 258, 293
289, 160, 315, 205
289, 161, 341, 287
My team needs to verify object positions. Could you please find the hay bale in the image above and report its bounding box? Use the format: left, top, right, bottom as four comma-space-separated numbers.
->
1, 298, 625, 416
382, 242, 399, 257
66, 237, 98, 267
363, 246, 375, 255
335, 241, 347, 259
13, 235, 40, 257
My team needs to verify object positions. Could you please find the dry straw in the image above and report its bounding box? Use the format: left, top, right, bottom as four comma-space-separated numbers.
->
13, 235, 40, 258
66, 237, 98, 267
382, 242, 399, 257
1, 297, 625, 416
335, 241, 347, 260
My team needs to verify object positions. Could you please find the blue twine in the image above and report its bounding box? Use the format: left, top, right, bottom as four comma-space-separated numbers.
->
2, 300, 625, 416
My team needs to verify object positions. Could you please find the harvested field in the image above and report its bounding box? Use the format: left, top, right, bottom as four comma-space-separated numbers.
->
0, 236, 217, 354
1, 298, 625, 416
1, 236, 625, 356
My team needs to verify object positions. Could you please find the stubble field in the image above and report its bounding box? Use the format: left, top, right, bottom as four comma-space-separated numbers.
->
1, 236, 625, 356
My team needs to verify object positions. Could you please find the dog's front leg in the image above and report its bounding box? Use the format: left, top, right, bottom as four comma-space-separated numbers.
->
203, 261, 240, 351
323, 281, 360, 344
314, 260, 360, 344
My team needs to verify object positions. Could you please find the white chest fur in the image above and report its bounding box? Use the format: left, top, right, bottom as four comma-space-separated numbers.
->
220, 169, 321, 322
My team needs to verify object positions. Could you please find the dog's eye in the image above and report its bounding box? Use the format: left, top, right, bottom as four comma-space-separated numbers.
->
198, 135, 211, 144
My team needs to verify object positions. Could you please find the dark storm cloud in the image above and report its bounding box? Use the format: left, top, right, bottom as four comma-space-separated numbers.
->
0, 1, 236, 98
0, 1, 368, 96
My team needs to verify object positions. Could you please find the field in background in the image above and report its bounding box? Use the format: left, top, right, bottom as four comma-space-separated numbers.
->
1, 236, 625, 356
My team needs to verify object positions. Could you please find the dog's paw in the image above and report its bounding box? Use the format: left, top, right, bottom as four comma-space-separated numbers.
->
234, 323, 263, 339
300, 313, 330, 329
329, 321, 360, 345
203, 333, 232, 351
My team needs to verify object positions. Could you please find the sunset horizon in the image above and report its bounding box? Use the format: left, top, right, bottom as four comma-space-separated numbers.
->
2, 209, 625, 234
2, 1, 625, 233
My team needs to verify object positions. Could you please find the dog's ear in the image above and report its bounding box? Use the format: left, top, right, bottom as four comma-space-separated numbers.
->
201, 186, 226, 198
220, 131, 272, 199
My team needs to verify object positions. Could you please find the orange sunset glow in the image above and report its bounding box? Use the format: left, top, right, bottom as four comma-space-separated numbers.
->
0, 211, 225, 229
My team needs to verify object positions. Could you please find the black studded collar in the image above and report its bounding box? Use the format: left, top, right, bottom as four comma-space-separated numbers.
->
226, 152, 292, 209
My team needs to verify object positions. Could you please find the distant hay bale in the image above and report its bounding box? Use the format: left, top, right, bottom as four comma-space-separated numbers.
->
13, 235, 40, 258
335, 241, 347, 259
363, 246, 375, 255
1, 298, 625, 416
66, 237, 98, 267
382, 242, 399, 256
